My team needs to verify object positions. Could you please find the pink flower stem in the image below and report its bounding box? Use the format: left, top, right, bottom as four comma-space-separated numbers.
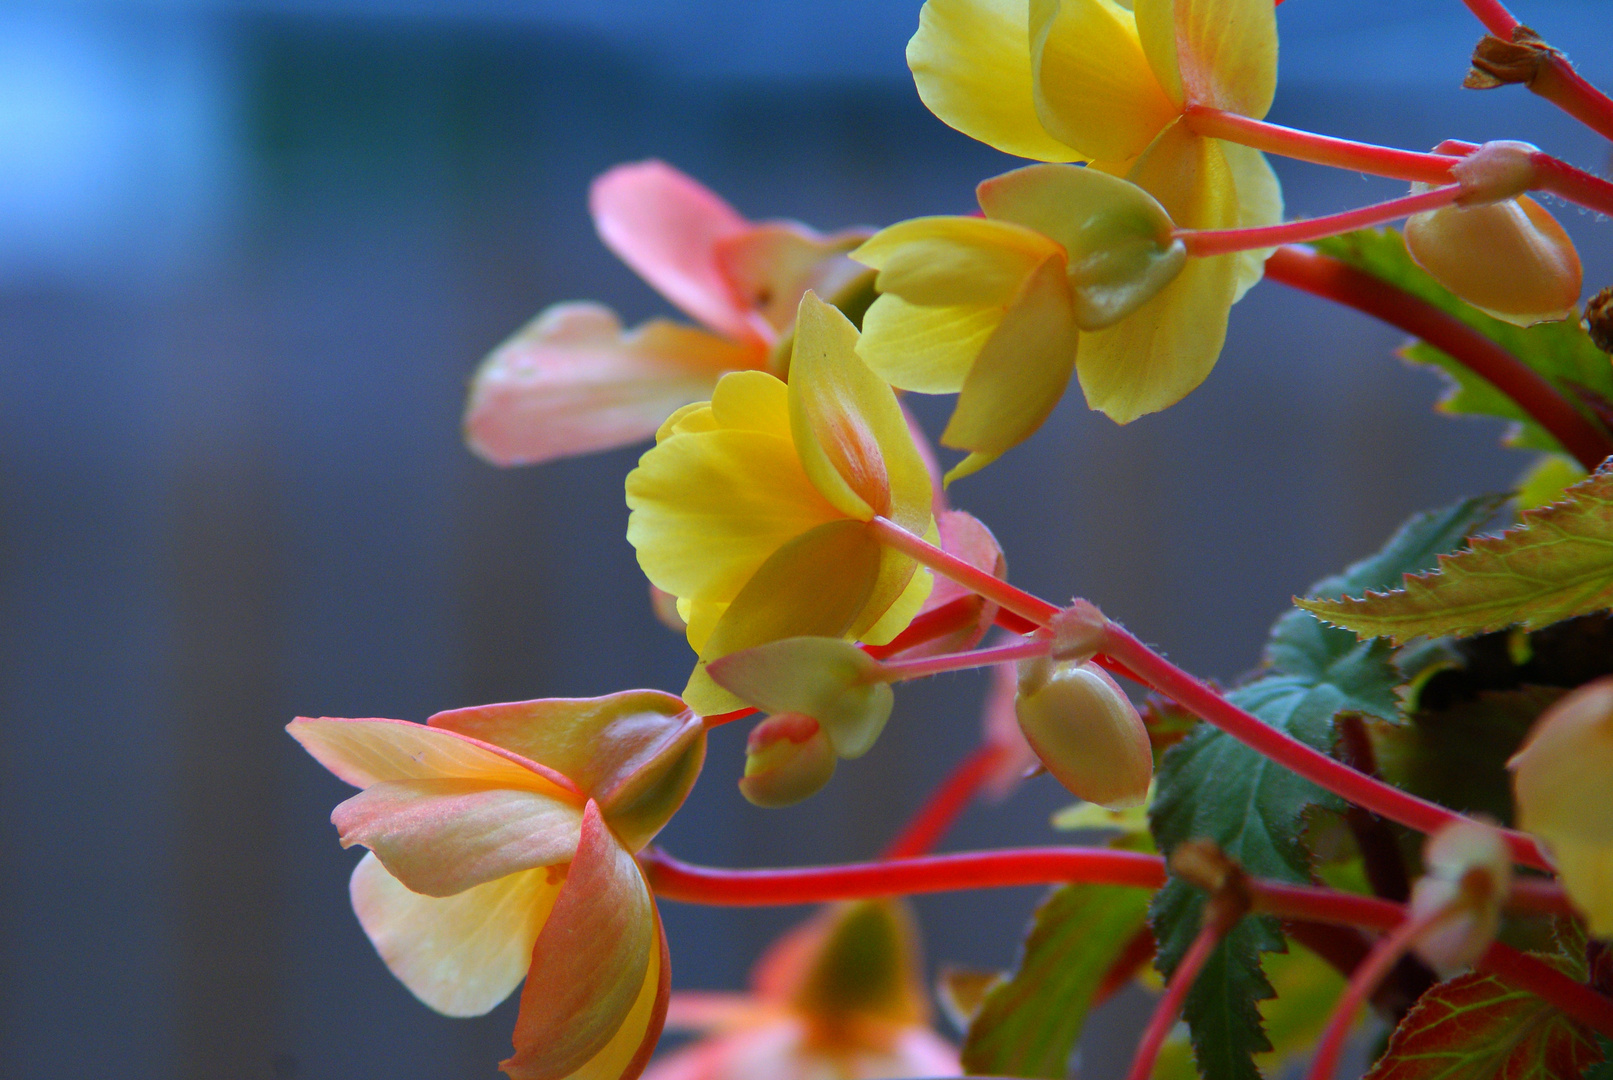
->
870, 516, 1061, 627
1531, 150, 1613, 216
1458, 0, 1613, 141
863, 595, 984, 660
1125, 920, 1228, 1080
877, 637, 1049, 683
1098, 621, 1556, 871
1183, 105, 1462, 183
1263, 245, 1613, 471
1306, 904, 1455, 1080
881, 744, 1011, 860
1177, 186, 1463, 257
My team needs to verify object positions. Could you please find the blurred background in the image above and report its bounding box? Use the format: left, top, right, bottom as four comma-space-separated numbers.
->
0, 1, 1610, 1077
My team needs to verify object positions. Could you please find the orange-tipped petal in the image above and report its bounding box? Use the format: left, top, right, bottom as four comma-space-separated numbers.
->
591, 161, 766, 344
464, 303, 762, 467
334, 779, 584, 896
349, 851, 562, 1018
287, 716, 575, 796
909, 0, 1080, 163
708, 637, 894, 759
739, 713, 839, 808
505, 802, 661, 1080
714, 223, 871, 334
427, 691, 704, 848
1030, 0, 1178, 162
1134, 0, 1277, 119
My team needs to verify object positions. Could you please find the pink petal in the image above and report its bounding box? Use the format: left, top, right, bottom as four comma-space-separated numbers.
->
662, 993, 772, 1034
591, 161, 769, 344
466, 303, 763, 467
712, 222, 871, 333
287, 716, 575, 795
503, 801, 665, 1080
333, 778, 583, 897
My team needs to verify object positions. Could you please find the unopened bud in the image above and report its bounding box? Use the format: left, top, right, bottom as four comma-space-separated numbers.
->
1585, 286, 1613, 354
1509, 678, 1613, 936
739, 713, 837, 808
1404, 191, 1581, 326
1408, 819, 1511, 974
1015, 657, 1152, 809
1464, 27, 1555, 90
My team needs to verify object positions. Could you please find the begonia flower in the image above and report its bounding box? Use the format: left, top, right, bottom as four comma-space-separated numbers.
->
466, 160, 868, 465
643, 900, 960, 1080
625, 292, 936, 715
1509, 677, 1613, 937
901, 0, 1284, 426
288, 690, 706, 1080
854, 163, 1184, 477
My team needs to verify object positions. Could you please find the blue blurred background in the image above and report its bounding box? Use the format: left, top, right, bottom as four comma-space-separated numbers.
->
0, 2, 1609, 1077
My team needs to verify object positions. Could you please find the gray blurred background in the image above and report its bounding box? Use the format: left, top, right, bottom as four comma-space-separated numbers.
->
0, 1, 1610, 1077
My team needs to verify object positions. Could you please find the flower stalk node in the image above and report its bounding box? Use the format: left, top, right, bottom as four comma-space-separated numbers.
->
1449, 140, 1540, 205
1049, 598, 1108, 662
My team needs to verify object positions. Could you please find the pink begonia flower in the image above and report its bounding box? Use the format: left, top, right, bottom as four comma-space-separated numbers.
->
643, 900, 961, 1080
466, 160, 869, 466
288, 690, 706, 1080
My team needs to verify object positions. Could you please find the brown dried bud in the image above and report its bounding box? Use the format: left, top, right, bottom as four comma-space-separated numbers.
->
1465, 26, 1556, 90
1585, 286, 1613, 355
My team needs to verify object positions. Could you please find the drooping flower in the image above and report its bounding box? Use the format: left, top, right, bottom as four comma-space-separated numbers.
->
643, 900, 960, 1080
625, 291, 936, 715
853, 163, 1184, 477
466, 160, 868, 465
1509, 677, 1613, 937
898, 0, 1284, 426
287, 690, 706, 1080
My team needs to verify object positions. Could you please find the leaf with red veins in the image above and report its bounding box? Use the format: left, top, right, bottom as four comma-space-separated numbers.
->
590, 160, 770, 345
504, 802, 666, 1080
1366, 970, 1600, 1080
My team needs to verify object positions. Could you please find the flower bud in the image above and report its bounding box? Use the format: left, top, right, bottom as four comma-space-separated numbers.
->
739, 713, 837, 808
1408, 819, 1511, 974
1014, 657, 1151, 809
1404, 191, 1581, 326
1509, 678, 1613, 936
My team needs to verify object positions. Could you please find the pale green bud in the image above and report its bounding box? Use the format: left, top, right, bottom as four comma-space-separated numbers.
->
739, 712, 837, 808
1015, 657, 1151, 809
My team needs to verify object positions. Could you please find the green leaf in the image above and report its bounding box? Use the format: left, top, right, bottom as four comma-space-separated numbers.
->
1149, 495, 1503, 1080
1587, 1034, 1613, 1080
961, 883, 1151, 1078
1314, 229, 1613, 456
1299, 470, 1613, 645
1365, 970, 1600, 1080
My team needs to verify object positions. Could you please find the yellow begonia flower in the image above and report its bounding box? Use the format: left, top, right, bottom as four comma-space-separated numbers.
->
854, 163, 1184, 477
288, 691, 706, 1080
625, 291, 936, 716
643, 900, 960, 1080
903, 0, 1284, 426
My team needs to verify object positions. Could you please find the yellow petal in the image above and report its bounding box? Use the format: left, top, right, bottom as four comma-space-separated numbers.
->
1135, 0, 1277, 119
1222, 141, 1283, 299
1076, 123, 1239, 423
655, 401, 717, 441
857, 294, 1003, 394
909, 0, 1081, 163
682, 520, 883, 715
790, 293, 934, 533
852, 216, 1061, 307
349, 851, 561, 1017
288, 717, 573, 797
942, 255, 1080, 456
334, 779, 584, 897
856, 552, 933, 645
1031, 0, 1178, 162
1539, 837, 1613, 938
626, 425, 842, 604
709, 369, 792, 436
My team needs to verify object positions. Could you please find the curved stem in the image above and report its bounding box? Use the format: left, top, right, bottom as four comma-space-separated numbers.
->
1126, 920, 1227, 1080
642, 846, 1169, 905
871, 516, 1061, 627
1179, 186, 1462, 257
1099, 622, 1555, 871
881, 744, 1011, 860
1263, 245, 1613, 471
1458, 1, 1613, 141
1183, 106, 1461, 183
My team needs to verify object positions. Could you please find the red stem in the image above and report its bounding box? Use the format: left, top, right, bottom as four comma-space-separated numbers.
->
1462, 0, 1518, 36
1099, 622, 1555, 871
1531, 150, 1613, 216
1126, 921, 1226, 1080
871, 516, 1061, 627
1263, 245, 1613, 471
881, 744, 1010, 860
878, 637, 1048, 683
863, 595, 984, 660
1183, 105, 1461, 183
1178, 186, 1462, 257
1457, 0, 1613, 142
